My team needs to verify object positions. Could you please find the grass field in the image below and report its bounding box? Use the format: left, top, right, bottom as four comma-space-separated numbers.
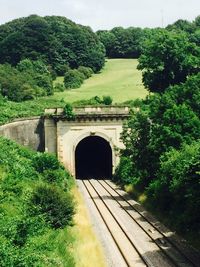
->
52, 59, 148, 103
0, 59, 148, 125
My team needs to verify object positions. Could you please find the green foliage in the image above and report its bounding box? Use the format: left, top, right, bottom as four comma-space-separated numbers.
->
33, 153, 63, 173
118, 73, 200, 189
166, 19, 195, 33
0, 96, 66, 126
148, 141, 200, 233
114, 156, 137, 185
102, 95, 113, 105
119, 108, 152, 188
64, 69, 84, 89
54, 82, 65, 92
0, 15, 105, 73
137, 30, 200, 92
77, 66, 93, 79
0, 136, 75, 266
97, 27, 147, 58
30, 184, 75, 229
63, 103, 76, 120
43, 168, 72, 186
0, 59, 53, 101
116, 73, 200, 242
73, 95, 113, 106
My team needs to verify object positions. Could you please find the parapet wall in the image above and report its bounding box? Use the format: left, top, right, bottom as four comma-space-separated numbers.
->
0, 117, 45, 151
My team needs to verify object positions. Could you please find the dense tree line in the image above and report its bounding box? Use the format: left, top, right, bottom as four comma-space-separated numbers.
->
0, 15, 105, 74
116, 73, 200, 237
0, 59, 53, 101
115, 19, 200, 244
97, 16, 200, 59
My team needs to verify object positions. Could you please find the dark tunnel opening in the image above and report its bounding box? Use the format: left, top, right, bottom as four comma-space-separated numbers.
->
75, 136, 112, 179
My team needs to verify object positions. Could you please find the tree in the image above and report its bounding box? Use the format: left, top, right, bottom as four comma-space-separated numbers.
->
166, 19, 195, 33
194, 15, 200, 27
96, 30, 116, 57
0, 59, 53, 101
0, 15, 105, 73
148, 141, 200, 232
97, 27, 145, 58
116, 73, 200, 189
137, 30, 200, 93
64, 69, 84, 89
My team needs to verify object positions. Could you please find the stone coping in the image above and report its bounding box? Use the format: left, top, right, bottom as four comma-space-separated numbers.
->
44, 106, 130, 121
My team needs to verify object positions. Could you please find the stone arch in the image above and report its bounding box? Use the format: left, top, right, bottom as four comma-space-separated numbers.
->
73, 131, 116, 178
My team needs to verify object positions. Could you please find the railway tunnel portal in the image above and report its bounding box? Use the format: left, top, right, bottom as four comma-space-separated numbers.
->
44, 106, 130, 178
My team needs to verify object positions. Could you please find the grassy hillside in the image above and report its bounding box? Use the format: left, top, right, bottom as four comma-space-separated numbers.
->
53, 59, 148, 103
0, 59, 147, 125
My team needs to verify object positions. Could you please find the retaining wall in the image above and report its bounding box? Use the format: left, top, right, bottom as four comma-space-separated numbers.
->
0, 117, 45, 151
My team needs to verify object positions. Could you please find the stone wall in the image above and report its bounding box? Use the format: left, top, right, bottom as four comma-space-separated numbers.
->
0, 117, 45, 151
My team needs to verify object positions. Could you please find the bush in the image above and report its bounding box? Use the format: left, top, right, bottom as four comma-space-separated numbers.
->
147, 141, 200, 232
33, 153, 62, 173
54, 82, 65, 92
63, 103, 76, 120
64, 69, 84, 89
102, 95, 113, 105
43, 168, 72, 186
78, 66, 93, 79
114, 156, 135, 184
73, 95, 113, 106
0, 60, 54, 102
54, 63, 70, 76
30, 184, 75, 229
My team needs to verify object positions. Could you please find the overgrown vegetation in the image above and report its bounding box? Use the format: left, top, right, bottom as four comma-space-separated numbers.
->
114, 21, 200, 247
0, 59, 53, 101
0, 96, 66, 125
0, 137, 75, 266
63, 103, 76, 120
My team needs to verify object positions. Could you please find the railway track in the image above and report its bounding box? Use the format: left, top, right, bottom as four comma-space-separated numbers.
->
77, 178, 200, 267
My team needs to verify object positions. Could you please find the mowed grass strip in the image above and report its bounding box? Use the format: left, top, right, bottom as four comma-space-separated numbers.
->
53, 59, 148, 103
71, 187, 108, 267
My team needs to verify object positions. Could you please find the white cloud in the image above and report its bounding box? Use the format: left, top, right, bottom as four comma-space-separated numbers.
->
0, 0, 199, 30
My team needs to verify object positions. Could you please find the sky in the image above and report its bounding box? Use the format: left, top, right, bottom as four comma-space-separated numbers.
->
0, 0, 199, 31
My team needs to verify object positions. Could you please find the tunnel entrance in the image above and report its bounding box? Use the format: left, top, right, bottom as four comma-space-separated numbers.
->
75, 136, 112, 179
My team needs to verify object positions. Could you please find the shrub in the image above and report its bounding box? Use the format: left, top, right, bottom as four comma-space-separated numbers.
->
63, 103, 76, 120
147, 141, 200, 232
34, 74, 53, 96
64, 69, 84, 89
73, 95, 113, 106
78, 66, 93, 79
54, 82, 65, 92
0, 238, 17, 267
114, 156, 134, 184
54, 63, 70, 76
33, 153, 62, 173
43, 168, 72, 186
102, 95, 113, 105
30, 184, 75, 229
